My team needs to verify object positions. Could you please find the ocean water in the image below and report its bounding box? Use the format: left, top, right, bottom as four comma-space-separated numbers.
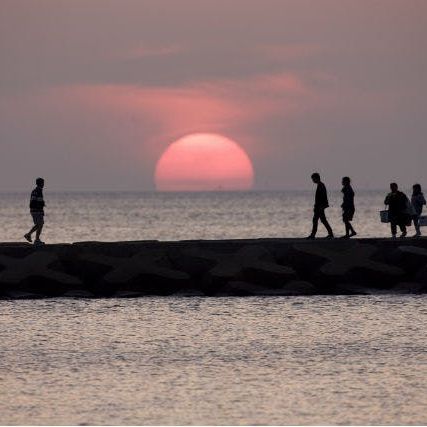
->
0, 190, 403, 243
0, 296, 426, 425
1, 192, 426, 425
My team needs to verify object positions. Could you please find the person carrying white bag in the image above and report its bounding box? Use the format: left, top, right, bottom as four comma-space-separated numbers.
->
384, 183, 411, 238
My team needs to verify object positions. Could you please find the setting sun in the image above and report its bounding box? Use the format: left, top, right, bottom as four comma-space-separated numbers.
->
155, 133, 254, 191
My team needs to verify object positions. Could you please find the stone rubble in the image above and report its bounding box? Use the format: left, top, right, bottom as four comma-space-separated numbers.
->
0, 238, 426, 298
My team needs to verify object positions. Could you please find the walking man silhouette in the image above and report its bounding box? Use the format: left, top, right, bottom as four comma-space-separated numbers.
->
24, 177, 46, 246
307, 172, 334, 239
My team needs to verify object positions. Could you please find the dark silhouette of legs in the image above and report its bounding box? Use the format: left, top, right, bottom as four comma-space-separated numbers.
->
35, 223, 44, 241
413, 216, 421, 236
311, 208, 333, 238
399, 222, 407, 237
391, 222, 397, 236
344, 220, 356, 237
342, 210, 356, 238
311, 213, 319, 237
391, 221, 406, 238
25, 214, 44, 244
320, 211, 334, 237
25, 223, 43, 242
28, 224, 38, 236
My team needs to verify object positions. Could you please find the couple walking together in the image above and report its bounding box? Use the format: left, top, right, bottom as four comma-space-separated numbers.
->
307, 173, 356, 240
384, 183, 426, 238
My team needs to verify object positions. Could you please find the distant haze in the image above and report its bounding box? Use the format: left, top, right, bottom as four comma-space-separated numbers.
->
0, 0, 426, 191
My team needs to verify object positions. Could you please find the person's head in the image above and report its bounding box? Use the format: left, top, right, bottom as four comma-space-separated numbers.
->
36, 177, 45, 188
311, 172, 321, 184
413, 183, 422, 195
390, 182, 398, 193
342, 176, 351, 186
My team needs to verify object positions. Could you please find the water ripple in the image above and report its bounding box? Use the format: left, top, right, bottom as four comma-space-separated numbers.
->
0, 296, 426, 424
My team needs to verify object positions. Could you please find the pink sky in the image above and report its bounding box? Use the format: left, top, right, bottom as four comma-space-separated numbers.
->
0, 0, 426, 191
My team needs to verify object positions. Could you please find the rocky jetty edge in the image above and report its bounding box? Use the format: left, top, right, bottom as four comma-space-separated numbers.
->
1, 238, 427, 299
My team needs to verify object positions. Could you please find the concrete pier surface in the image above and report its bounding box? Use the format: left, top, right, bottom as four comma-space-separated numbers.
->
1, 238, 427, 298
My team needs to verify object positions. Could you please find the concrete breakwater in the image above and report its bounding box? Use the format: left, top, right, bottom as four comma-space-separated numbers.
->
1, 238, 427, 299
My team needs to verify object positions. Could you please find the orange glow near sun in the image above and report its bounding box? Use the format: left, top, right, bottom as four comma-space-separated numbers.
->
155, 133, 254, 191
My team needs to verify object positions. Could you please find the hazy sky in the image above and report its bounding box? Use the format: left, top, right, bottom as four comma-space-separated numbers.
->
1, 0, 426, 191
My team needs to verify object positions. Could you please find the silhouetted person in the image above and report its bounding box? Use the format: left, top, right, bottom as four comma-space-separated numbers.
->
24, 177, 46, 246
341, 176, 357, 238
411, 184, 426, 237
307, 173, 334, 239
384, 182, 409, 238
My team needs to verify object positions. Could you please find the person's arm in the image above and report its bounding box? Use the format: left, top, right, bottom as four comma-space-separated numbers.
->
341, 188, 348, 208
30, 189, 37, 208
320, 184, 328, 206
384, 194, 391, 205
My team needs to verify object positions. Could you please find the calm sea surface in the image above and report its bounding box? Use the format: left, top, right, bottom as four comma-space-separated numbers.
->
1, 192, 426, 425
0, 190, 408, 242
0, 297, 426, 425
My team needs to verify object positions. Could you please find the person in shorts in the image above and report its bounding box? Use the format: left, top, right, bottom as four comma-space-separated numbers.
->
24, 177, 46, 246
341, 176, 357, 238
